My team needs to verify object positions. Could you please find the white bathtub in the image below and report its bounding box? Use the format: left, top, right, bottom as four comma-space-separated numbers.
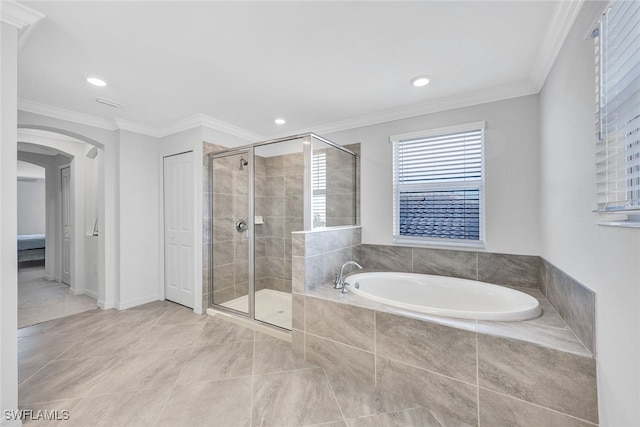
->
345, 272, 541, 321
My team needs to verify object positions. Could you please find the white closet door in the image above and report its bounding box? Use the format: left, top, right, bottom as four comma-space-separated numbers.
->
163, 152, 194, 308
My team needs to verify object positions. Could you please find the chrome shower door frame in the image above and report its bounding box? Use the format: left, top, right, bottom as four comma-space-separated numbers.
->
208, 148, 255, 321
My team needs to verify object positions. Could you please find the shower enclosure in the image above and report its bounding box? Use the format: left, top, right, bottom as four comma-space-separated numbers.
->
206, 134, 358, 330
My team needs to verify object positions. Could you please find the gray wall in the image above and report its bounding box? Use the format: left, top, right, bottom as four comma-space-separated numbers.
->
17, 178, 45, 235
325, 95, 540, 255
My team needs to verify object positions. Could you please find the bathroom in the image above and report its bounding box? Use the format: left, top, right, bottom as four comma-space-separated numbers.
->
4, 1, 639, 426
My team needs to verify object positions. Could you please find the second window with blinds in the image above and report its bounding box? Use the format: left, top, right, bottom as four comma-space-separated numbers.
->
391, 121, 485, 247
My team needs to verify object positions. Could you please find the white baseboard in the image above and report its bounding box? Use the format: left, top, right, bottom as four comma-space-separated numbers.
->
97, 299, 115, 310
69, 288, 99, 299
115, 294, 161, 310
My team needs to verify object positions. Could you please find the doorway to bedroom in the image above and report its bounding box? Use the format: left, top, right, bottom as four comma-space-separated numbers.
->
17, 132, 98, 328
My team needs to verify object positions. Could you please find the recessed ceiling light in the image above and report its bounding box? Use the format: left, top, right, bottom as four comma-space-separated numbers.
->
410, 76, 430, 87
274, 118, 286, 125
86, 77, 107, 87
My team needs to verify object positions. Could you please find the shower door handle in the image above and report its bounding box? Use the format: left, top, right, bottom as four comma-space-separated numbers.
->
236, 219, 248, 232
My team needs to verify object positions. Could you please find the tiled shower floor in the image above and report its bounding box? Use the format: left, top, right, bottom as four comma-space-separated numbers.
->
220, 289, 292, 330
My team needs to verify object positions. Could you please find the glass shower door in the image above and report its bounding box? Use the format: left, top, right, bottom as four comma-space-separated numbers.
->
210, 151, 251, 315
253, 140, 304, 330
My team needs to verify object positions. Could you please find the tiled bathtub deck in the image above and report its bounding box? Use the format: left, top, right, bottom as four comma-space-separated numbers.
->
293, 283, 598, 426
17, 301, 470, 426
307, 280, 592, 357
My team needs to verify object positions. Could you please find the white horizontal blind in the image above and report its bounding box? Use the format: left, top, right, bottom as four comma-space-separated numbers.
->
392, 125, 484, 243
312, 151, 327, 227
396, 129, 483, 183
596, 0, 640, 211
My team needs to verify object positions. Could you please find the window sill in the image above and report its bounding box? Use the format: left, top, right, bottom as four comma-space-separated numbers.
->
596, 220, 640, 228
595, 213, 640, 228
393, 236, 486, 249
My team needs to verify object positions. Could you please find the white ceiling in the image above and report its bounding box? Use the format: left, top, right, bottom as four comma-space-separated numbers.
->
17, 1, 578, 140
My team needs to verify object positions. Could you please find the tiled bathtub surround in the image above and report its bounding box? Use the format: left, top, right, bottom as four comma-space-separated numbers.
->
357, 244, 540, 288
356, 244, 596, 354
540, 258, 596, 354
293, 293, 598, 426
291, 226, 362, 293
290, 235, 597, 425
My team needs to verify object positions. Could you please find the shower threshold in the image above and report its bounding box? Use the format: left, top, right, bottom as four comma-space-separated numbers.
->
219, 289, 292, 330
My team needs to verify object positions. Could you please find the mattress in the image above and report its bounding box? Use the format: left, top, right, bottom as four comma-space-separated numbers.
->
18, 234, 46, 251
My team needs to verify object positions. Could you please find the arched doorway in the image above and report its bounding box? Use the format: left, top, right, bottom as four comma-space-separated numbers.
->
17, 128, 108, 325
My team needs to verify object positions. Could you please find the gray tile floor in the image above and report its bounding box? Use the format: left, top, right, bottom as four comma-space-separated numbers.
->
18, 263, 97, 328
18, 301, 470, 426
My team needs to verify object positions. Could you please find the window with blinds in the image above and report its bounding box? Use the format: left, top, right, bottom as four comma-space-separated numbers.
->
391, 122, 485, 245
312, 151, 327, 227
595, 0, 640, 214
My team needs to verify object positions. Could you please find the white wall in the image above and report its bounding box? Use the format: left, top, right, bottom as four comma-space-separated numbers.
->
118, 130, 161, 308
1, 20, 20, 425
17, 178, 45, 235
325, 95, 541, 255
539, 2, 640, 426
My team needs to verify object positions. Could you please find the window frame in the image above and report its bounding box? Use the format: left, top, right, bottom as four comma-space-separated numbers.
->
391, 121, 486, 248
593, 0, 640, 227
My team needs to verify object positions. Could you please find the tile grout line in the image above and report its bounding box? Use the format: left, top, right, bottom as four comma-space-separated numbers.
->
153, 320, 201, 425
477, 386, 599, 426
376, 350, 478, 389
249, 331, 256, 427
476, 325, 480, 427
303, 331, 375, 357
373, 311, 377, 387
323, 369, 348, 425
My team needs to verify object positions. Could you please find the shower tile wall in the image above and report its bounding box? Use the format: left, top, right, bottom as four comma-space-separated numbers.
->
205, 143, 250, 306
325, 143, 360, 227
203, 142, 228, 309
255, 152, 304, 293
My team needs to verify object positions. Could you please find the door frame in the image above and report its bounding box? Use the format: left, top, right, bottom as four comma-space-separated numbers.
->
206, 148, 255, 320
58, 163, 72, 288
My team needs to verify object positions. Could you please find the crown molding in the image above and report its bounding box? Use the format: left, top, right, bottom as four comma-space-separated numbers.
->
18, 99, 118, 131
0, 1, 44, 29
279, 82, 537, 138
20, 80, 536, 143
160, 113, 264, 141
18, 98, 264, 141
113, 118, 163, 138
529, 0, 585, 91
